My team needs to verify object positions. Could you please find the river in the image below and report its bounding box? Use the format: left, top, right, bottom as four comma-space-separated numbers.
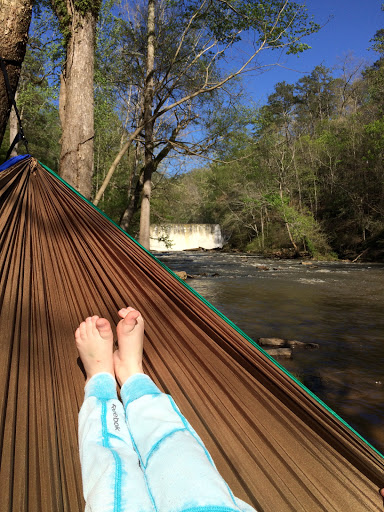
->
156, 251, 384, 455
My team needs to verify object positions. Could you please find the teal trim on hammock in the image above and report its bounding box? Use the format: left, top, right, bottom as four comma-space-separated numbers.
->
38, 160, 384, 460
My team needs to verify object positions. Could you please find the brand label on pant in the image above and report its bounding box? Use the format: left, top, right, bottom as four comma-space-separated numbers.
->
111, 404, 121, 431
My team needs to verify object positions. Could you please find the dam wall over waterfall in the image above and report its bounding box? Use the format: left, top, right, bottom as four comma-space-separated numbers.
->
150, 224, 223, 251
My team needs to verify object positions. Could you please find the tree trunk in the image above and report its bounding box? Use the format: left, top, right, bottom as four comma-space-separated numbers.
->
138, 0, 155, 250
139, 157, 154, 249
59, 9, 96, 199
59, 71, 66, 128
279, 185, 299, 255
120, 173, 142, 231
0, 0, 32, 149
9, 91, 18, 156
260, 208, 265, 249
120, 143, 142, 231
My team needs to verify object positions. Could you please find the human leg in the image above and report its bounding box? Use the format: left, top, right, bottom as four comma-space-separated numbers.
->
76, 316, 154, 512
115, 308, 256, 512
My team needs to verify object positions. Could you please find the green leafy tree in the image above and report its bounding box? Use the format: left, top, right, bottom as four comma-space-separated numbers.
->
94, 0, 320, 249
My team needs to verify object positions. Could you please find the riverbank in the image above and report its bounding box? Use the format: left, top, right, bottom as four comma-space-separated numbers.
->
223, 243, 384, 263
171, 242, 384, 263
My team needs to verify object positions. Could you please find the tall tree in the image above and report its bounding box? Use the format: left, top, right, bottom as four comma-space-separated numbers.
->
139, 0, 155, 249
95, 0, 320, 249
0, 0, 33, 149
295, 65, 337, 134
51, 0, 101, 198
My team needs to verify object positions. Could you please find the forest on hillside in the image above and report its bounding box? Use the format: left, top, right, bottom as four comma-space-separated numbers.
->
1, 1, 383, 260
151, 60, 384, 260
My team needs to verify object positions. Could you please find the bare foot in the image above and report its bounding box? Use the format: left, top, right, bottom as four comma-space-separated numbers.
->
114, 307, 144, 387
75, 316, 114, 383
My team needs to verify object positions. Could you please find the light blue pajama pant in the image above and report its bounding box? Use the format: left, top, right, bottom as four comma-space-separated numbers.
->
79, 373, 256, 512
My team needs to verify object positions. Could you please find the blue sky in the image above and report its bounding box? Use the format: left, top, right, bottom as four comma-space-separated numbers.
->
245, 0, 384, 104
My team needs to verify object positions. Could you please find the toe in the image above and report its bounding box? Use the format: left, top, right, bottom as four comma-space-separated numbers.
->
96, 317, 112, 340
85, 316, 98, 336
90, 315, 100, 336
79, 321, 87, 340
118, 306, 136, 319
123, 310, 140, 326
117, 310, 142, 335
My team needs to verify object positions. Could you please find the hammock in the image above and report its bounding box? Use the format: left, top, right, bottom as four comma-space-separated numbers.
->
0, 155, 383, 512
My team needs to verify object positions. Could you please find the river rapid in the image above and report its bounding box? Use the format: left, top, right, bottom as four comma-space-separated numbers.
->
156, 251, 384, 455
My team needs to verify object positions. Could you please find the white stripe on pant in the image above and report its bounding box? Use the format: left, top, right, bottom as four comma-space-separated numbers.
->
79, 373, 256, 512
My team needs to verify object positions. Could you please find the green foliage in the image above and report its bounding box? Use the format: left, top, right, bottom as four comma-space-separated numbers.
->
17, 79, 61, 170
370, 24, 384, 57
92, 96, 135, 223
183, 0, 320, 54
364, 117, 384, 156
281, 204, 331, 256
151, 50, 384, 260
2, 13, 62, 168
74, 0, 103, 16
14, 1, 384, 261
49, 0, 72, 43
50, 0, 103, 45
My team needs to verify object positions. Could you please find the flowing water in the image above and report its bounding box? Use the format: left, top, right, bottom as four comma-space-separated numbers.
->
156, 251, 384, 455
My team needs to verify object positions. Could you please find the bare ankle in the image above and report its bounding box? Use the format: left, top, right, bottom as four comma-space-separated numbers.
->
116, 364, 144, 387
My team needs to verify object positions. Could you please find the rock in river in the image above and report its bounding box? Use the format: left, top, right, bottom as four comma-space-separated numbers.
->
263, 347, 292, 359
287, 339, 320, 349
259, 337, 286, 347
258, 337, 320, 350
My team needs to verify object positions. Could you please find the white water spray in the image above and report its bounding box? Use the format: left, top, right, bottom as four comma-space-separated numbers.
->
150, 224, 223, 251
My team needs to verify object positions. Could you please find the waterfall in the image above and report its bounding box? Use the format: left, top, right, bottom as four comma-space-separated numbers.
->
150, 224, 223, 251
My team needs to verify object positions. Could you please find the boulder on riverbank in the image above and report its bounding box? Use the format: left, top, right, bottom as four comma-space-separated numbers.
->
174, 271, 188, 280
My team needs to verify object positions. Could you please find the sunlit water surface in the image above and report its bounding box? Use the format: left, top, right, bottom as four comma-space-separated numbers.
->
156, 251, 384, 454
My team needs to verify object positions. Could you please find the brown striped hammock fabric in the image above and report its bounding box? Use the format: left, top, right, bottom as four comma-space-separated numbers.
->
0, 156, 383, 512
